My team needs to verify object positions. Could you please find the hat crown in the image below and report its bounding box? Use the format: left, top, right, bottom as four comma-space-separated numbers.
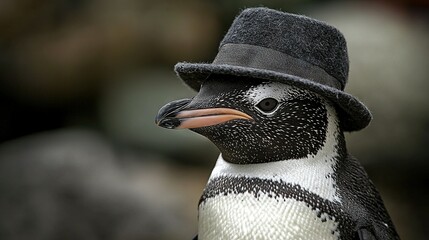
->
220, 7, 349, 90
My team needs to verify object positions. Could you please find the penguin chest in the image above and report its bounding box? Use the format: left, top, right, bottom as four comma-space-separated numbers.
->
198, 178, 341, 240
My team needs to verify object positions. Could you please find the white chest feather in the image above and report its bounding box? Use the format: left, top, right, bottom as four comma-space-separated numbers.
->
198, 154, 342, 240
199, 193, 340, 240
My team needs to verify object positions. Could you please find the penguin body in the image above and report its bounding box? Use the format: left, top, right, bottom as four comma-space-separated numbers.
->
156, 75, 399, 239
199, 157, 343, 240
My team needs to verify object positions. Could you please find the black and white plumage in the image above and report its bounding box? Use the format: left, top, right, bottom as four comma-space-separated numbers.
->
156, 74, 400, 240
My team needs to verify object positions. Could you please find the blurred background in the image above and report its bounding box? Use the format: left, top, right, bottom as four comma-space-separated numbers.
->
0, 0, 428, 239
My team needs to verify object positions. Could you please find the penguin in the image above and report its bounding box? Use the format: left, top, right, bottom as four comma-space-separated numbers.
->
156, 74, 400, 240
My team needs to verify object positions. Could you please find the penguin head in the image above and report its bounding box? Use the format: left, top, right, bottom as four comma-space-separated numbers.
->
156, 75, 339, 164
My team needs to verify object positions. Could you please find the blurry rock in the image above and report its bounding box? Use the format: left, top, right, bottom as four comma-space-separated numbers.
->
1, 0, 220, 104
0, 129, 203, 240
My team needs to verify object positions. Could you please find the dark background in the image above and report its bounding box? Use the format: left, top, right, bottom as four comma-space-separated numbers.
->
0, 0, 428, 239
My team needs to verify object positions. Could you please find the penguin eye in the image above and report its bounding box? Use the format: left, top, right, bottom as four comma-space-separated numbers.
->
256, 98, 279, 113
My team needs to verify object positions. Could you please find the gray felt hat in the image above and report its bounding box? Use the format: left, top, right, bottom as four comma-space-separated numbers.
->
174, 7, 371, 131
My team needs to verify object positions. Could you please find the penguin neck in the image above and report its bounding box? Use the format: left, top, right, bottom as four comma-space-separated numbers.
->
209, 103, 347, 202
316, 102, 348, 160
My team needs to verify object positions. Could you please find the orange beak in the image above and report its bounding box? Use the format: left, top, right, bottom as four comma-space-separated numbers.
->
156, 99, 253, 129
174, 108, 253, 129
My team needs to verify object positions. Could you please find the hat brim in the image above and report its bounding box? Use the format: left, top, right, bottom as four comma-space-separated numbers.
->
174, 62, 371, 132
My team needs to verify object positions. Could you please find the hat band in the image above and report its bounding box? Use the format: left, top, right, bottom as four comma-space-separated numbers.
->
213, 43, 342, 90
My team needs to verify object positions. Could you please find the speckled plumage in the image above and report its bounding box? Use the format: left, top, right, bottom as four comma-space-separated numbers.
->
191, 77, 328, 164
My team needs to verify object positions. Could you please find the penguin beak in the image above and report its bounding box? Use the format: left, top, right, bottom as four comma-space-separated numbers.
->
155, 99, 253, 129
